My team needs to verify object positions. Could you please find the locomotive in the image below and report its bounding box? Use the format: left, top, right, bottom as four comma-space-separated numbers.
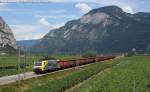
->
33, 56, 115, 74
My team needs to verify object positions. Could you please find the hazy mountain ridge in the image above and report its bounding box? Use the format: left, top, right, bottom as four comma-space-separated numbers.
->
30, 6, 150, 54
17, 40, 38, 49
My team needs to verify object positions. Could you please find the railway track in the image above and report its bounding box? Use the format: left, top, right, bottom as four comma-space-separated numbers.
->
0, 62, 95, 86
0, 55, 122, 86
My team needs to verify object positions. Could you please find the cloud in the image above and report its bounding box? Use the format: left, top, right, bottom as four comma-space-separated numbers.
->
10, 25, 47, 40
47, 0, 98, 3
36, 14, 77, 19
48, 9, 66, 14
0, 3, 34, 13
48, 0, 68, 3
39, 17, 64, 29
90, 0, 135, 14
75, 3, 92, 13
10, 18, 65, 40
11, 23, 64, 40
0, 0, 96, 3
0, 3, 11, 11
52, 23, 64, 29
121, 6, 134, 14
0, 3, 7, 7
3, 0, 150, 41
39, 18, 50, 27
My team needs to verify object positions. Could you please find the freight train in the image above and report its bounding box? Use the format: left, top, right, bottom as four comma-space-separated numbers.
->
33, 56, 115, 74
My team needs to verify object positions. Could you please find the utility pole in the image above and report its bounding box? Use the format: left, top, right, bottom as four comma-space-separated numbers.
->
23, 45, 26, 79
17, 45, 21, 84
17, 45, 27, 83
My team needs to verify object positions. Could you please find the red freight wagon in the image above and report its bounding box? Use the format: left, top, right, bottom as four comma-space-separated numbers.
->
68, 59, 76, 67
86, 57, 95, 63
95, 56, 105, 62
58, 60, 75, 69
103, 56, 115, 60
103, 56, 109, 60
76, 58, 87, 65
105, 56, 110, 60
107, 56, 115, 59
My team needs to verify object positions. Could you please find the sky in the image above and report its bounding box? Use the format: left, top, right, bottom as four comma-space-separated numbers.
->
0, 0, 150, 41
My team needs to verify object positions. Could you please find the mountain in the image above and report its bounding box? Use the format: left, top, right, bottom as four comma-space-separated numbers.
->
0, 16, 17, 53
30, 6, 150, 54
17, 40, 38, 49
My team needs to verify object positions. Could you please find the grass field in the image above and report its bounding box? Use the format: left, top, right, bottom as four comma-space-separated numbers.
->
0, 55, 80, 77
0, 54, 79, 66
1, 55, 149, 92
0, 58, 119, 92
0, 55, 34, 77
67, 55, 150, 92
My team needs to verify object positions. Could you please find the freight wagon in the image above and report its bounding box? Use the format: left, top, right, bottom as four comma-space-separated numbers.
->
33, 56, 115, 74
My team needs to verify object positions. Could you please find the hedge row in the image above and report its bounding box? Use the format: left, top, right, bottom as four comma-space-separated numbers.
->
0, 64, 29, 70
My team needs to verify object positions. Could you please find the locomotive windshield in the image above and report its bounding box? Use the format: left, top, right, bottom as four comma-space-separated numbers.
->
35, 61, 42, 66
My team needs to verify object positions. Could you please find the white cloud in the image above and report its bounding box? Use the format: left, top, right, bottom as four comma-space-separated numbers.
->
0, 3, 33, 13
0, 3, 7, 7
0, 0, 95, 3
39, 18, 50, 27
0, 3, 11, 11
10, 25, 47, 40
36, 14, 77, 19
9, 17, 65, 40
93, 0, 135, 14
11, 23, 64, 40
37, 15, 66, 19
75, 3, 92, 14
52, 23, 64, 28
39, 17, 64, 30
48, 9, 66, 14
47, 0, 68, 3
121, 6, 134, 14
47, 0, 97, 3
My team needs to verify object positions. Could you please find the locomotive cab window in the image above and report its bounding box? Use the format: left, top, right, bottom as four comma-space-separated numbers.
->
35, 62, 42, 66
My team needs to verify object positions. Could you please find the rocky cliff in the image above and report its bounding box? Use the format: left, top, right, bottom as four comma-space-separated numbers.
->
0, 16, 17, 53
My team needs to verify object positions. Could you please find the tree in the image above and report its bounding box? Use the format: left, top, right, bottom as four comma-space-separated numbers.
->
82, 51, 97, 58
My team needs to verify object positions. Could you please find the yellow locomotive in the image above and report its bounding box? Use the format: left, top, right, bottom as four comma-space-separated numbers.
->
33, 58, 59, 73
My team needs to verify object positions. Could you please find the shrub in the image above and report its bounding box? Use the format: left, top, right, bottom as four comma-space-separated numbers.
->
82, 51, 97, 58
126, 52, 135, 57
